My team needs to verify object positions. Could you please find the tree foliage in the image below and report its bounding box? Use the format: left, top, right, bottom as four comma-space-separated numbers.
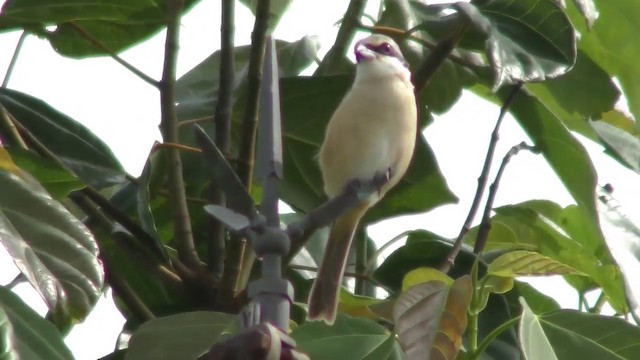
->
1, 0, 640, 359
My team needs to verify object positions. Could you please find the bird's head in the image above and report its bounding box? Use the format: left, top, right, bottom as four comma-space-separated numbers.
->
353, 34, 410, 84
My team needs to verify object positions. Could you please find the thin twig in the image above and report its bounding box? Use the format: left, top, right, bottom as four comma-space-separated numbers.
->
364, 230, 412, 274
155, 142, 201, 154
72, 192, 183, 289
177, 115, 215, 128
473, 141, 537, 254
0, 105, 28, 149
315, 0, 368, 75
159, 0, 201, 270
68, 23, 159, 87
222, 0, 271, 299
440, 83, 522, 273
3, 31, 27, 88
6, 274, 26, 289
208, 0, 235, 279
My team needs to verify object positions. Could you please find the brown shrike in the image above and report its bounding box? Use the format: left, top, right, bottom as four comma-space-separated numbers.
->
307, 34, 417, 324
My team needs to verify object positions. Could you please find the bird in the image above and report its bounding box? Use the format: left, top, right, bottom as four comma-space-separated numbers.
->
307, 34, 418, 324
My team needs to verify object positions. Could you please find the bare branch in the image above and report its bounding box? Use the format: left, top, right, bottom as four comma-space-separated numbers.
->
68, 23, 159, 87
159, 0, 201, 269
441, 83, 522, 273
3, 31, 27, 88
473, 142, 537, 254
208, 0, 236, 279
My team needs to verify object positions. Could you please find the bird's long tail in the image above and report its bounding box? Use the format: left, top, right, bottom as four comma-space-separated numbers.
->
307, 204, 368, 324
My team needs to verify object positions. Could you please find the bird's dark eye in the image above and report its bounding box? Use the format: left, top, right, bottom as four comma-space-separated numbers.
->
380, 42, 393, 54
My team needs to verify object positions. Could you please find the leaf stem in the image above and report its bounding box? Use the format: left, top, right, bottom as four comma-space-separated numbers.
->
68, 23, 159, 87
159, 0, 201, 270
470, 316, 520, 360
315, 0, 368, 75
441, 83, 522, 273
2, 31, 27, 88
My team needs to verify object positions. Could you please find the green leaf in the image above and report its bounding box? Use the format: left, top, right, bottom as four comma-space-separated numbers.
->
9, 149, 85, 200
525, 50, 619, 140
0, 286, 73, 360
456, 0, 576, 89
564, 0, 640, 130
488, 250, 585, 277
136, 158, 160, 243
393, 275, 472, 360
0, 0, 199, 57
505, 281, 560, 315
473, 201, 627, 313
520, 300, 640, 359
592, 120, 640, 173
0, 170, 104, 323
570, 0, 598, 28
0, 88, 125, 189
238, 0, 292, 29
519, 298, 558, 360
126, 311, 237, 360
176, 37, 320, 121
292, 315, 401, 360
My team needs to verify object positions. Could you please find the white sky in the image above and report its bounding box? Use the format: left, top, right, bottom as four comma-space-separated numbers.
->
1, 0, 639, 358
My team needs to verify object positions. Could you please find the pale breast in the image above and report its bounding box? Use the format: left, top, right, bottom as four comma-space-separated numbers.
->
319, 78, 417, 200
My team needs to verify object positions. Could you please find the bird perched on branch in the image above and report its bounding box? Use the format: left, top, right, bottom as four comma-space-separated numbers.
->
307, 34, 418, 324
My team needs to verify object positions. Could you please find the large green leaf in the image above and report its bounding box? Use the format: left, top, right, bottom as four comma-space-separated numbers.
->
0, 286, 73, 360
0, 169, 104, 323
564, 0, 640, 131
501, 87, 598, 220
0, 88, 125, 189
0, 0, 199, 57
126, 311, 236, 360
525, 50, 619, 140
176, 37, 320, 121
471, 200, 626, 313
592, 120, 640, 173
455, 0, 576, 89
292, 314, 404, 360
9, 149, 85, 200
520, 300, 640, 359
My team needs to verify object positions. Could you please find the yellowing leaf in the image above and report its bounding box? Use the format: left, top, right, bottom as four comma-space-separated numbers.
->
402, 267, 453, 291
394, 275, 472, 360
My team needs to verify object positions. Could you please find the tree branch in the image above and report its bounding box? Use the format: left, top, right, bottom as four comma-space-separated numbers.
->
315, 0, 368, 75
159, 0, 201, 270
68, 23, 159, 87
208, 0, 235, 280
222, 0, 270, 299
2, 31, 27, 88
440, 83, 522, 273
473, 141, 537, 254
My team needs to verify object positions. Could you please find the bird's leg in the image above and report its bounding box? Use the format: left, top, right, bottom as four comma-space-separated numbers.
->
345, 167, 394, 200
